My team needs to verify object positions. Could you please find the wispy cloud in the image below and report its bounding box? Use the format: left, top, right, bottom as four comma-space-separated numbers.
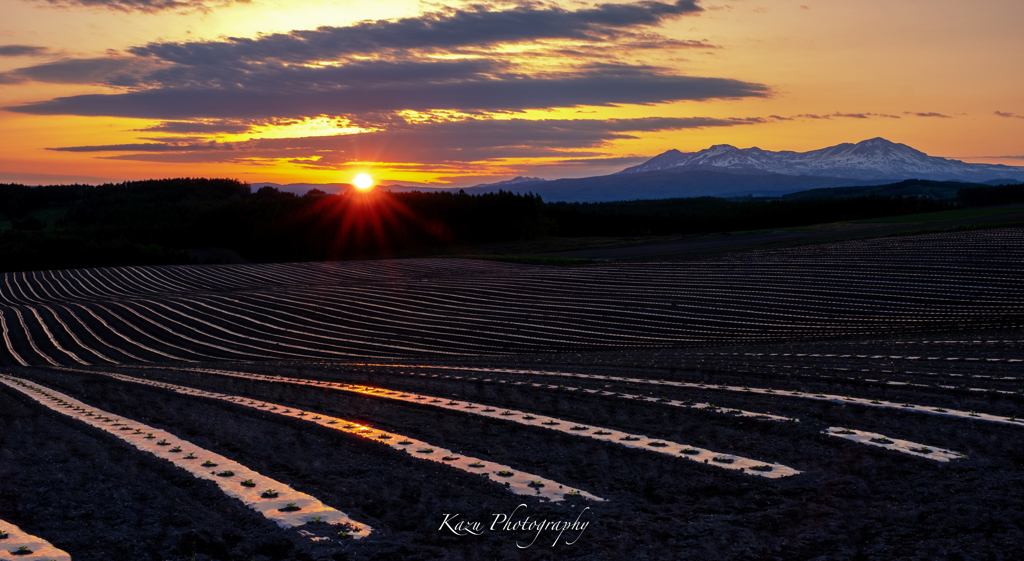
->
995, 110, 1024, 119
905, 111, 952, 118
3, 1, 762, 124
0, 45, 49, 57
0, 56, 158, 85
49, 115, 768, 165
769, 112, 900, 121
792, 112, 901, 120
126, 1, 703, 64
25, 0, 249, 14
8, 65, 769, 120
133, 120, 253, 135
7, 0, 784, 177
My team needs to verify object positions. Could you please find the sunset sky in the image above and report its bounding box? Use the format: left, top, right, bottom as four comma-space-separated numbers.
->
1, 0, 1022, 187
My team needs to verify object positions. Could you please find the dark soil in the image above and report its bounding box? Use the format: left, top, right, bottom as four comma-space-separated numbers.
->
6, 368, 606, 561
0, 381, 321, 561
9, 339, 1024, 560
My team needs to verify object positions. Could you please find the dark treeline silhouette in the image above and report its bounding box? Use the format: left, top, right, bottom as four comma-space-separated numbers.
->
958, 183, 1024, 207
0, 178, 1020, 272
1, 183, 86, 217
546, 194, 952, 237
780, 179, 981, 201
0, 179, 547, 271
194, 186, 547, 262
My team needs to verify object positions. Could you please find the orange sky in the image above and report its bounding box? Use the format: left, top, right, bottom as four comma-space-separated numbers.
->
1, 0, 1022, 186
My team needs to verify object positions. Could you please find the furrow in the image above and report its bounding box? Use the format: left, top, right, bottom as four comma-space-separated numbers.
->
0, 375, 372, 536
70, 368, 604, 503
184, 367, 800, 478
359, 363, 1024, 427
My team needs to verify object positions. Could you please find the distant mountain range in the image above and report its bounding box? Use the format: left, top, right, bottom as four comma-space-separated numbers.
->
256, 138, 1024, 203
617, 137, 1024, 182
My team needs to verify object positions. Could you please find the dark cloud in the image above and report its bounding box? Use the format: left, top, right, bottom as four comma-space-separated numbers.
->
142, 57, 505, 90
0, 45, 49, 57
2, 2, 752, 122
9, 68, 769, 120
2, 2, 761, 131
127, 1, 702, 65
0, 57, 157, 86
905, 111, 951, 118
0, 56, 499, 89
27, 0, 248, 13
134, 120, 253, 135
9, 0, 769, 172
52, 141, 227, 152
94, 152, 250, 163
794, 112, 901, 120
50, 115, 766, 165
830, 112, 901, 119
995, 111, 1023, 119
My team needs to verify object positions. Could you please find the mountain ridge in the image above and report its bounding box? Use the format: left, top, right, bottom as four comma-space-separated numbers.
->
255, 138, 1024, 202
617, 137, 1024, 182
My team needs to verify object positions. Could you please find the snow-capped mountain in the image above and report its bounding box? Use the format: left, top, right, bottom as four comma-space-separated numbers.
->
618, 138, 1024, 182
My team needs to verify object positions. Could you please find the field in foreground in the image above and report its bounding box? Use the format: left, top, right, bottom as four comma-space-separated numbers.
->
1, 228, 1023, 560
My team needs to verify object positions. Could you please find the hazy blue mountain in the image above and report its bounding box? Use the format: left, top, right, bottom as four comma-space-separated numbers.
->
463, 169, 886, 202
466, 176, 547, 190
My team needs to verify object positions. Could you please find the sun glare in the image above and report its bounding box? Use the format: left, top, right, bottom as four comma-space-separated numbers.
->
353, 173, 374, 190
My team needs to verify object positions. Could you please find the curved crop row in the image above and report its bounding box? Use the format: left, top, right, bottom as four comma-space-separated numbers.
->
0, 229, 1021, 367
172, 367, 799, 478
0, 375, 371, 535
365, 363, 1024, 427
0, 519, 70, 561
72, 368, 603, 502
823, 427, 964, 462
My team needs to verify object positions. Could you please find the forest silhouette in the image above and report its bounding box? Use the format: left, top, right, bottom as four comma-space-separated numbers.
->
0, 178, 1020, 272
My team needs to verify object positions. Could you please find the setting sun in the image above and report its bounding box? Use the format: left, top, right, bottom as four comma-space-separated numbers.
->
353, 173, 374, 190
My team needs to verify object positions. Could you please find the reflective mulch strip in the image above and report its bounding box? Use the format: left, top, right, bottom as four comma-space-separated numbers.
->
0, 375, 371, 536
87, 370, 603, 503
405, 369, 791, 421
0, 519, 71, 561
188, 368, 800, 479
824, 427, 964, 462
362, 364, 1024, 427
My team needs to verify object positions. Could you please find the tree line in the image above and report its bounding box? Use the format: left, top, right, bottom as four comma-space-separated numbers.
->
0, 178, 1020, 272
